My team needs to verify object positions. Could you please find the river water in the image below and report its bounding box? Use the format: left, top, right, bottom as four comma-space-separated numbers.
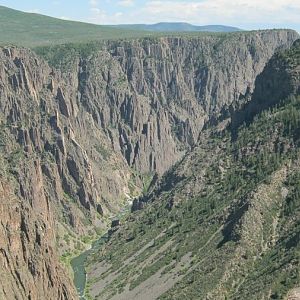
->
70, 233, 108, 299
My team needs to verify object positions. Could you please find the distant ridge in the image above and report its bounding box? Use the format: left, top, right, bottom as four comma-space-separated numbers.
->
0, 6, 241, 47
113, 22, 242, 32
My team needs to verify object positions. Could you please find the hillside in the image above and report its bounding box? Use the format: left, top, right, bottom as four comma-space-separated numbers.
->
113, 23, 242, 32
0, 6, 152, 47
83, 40, 300, 299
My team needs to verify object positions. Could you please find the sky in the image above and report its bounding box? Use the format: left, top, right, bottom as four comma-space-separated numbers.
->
0, 0, 299, 32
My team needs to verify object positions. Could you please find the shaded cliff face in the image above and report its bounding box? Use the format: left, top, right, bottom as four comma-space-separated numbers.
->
0, 177, 77, 300
0, 30, 298, 299
232, 39, 300, 128
74, 30, 298, 175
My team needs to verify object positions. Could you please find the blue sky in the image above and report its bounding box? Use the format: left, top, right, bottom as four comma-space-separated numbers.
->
0, 0, 299, 32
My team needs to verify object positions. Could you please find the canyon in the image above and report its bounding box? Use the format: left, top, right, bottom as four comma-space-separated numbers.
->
0, 18, 299, 300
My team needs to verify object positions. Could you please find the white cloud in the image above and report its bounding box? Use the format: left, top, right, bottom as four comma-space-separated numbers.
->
26, 9, 41, 14
118, 0, 135, 7
115, 12, 124, 17
87, 0, 124, 24
89, 7, 124, 24
89, 0, 99, 7
139, 0, 300, 26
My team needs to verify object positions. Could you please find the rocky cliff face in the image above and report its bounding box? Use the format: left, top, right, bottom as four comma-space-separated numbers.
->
232, 39, 300, 128
75, 30, 298, 175
0, 46, 136, 228
0, 30, 298, 299
0, 177, 77, 300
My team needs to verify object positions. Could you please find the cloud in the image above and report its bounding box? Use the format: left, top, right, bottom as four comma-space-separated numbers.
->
89, 7, 124, 24
89, 0, 99, 7
86, 0, 300, 30
87, 0, 125, 24
59, 16, 73, 20
118, 0, 135, 7
139, 0, 300, 26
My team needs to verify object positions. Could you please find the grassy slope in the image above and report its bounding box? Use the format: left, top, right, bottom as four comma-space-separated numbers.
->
0, 6, 238, 48
84, 43, 300, 299
0, 6, 155, 47
0, 5, 270, 50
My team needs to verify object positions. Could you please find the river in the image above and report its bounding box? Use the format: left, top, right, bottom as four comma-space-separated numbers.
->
70, 203, 131, 299
70, 233, 108, 300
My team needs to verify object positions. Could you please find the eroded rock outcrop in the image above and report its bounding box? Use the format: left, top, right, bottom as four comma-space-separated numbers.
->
77, 30, 298, 174
0, 172, 77, 300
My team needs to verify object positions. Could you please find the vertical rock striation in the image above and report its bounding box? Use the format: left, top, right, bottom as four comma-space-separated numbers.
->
77, 30, 298, 175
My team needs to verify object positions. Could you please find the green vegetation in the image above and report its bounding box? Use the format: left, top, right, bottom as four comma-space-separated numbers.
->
278, 39, 300, 66
94, 144, 111, 161
236, 169, 300, 300
0, 6, 155, 47
0, 5, 236, 49
0, 5, 279, 54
